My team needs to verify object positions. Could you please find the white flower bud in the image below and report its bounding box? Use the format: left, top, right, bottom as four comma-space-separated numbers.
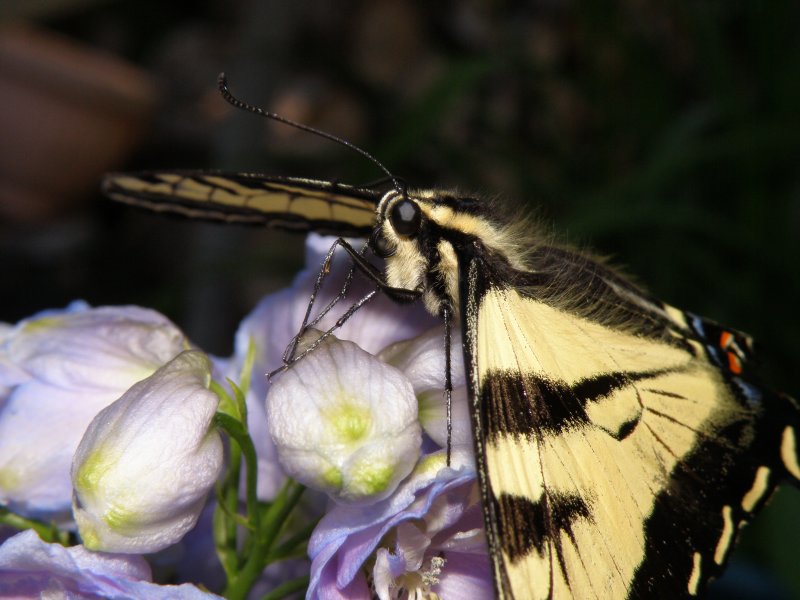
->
267, 334, 421, 505
72, 350, 223, 553
379, 327, 473, 451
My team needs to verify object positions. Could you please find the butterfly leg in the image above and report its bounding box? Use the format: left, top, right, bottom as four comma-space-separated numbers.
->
333, 238, 422, 303
272, 237, 422, 378
270, 288, 382, 380
282, 239, 365, 365
442, 305, 453, 466
284, 237, 420, 361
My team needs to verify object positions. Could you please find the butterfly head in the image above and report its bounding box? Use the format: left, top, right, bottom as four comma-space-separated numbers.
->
370, 191, 421, 254
369, 189, 518, 317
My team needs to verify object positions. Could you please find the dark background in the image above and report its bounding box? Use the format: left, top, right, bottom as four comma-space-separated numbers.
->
1, 1, 798, 598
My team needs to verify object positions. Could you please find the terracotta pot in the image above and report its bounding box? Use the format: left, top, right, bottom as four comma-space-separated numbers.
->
0, 25, 157, 222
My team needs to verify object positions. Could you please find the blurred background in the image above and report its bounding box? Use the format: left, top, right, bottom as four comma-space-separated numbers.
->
1, 1, 798, 597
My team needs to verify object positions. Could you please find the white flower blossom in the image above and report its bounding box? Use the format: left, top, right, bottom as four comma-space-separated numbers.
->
268, 333, 422, 505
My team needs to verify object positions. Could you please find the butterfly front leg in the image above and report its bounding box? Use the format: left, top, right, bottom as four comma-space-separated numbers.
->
273, 237, 423, 379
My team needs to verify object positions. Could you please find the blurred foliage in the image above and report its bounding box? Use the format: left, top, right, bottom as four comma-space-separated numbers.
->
1, 0, 799, 597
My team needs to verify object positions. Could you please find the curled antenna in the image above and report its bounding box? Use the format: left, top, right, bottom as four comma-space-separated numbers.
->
218, 72, 404, 195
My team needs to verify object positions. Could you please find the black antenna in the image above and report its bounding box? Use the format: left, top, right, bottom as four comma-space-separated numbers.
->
217, 73, 404, 195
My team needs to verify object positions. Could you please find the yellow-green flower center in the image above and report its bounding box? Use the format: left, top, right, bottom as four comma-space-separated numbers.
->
351, 462, 394, 495
328, 402, 371, 443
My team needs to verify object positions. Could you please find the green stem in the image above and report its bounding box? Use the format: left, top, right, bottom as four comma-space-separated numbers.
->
222, 480, 305, 600
213, 437, 243, 580
0, 507, 70, 545
260, 576, 309, 600
213, 411, 262, 585
270, 518, 318, 561
260, 481, 304, 552
214, 413, 260, 531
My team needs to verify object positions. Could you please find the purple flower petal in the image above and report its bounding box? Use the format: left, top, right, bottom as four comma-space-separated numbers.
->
434, 551, 494, 599
308, 459, 479, 598
0, 304, 189, 521
0, 530, 221, 599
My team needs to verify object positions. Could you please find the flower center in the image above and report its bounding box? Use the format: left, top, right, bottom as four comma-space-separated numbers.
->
393, 554, 447, 600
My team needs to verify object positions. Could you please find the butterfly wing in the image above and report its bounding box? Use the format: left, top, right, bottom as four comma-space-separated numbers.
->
102, 172, 381, 236
459, 249, 800, 599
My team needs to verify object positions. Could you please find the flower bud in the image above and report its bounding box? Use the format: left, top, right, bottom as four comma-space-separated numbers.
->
72, 350, 223, 553
378, 327, 473, 452
226, 234, 437, 502
268, 334, 421, 505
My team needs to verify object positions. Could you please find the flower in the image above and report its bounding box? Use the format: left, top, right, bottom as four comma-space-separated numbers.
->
307, 452, 491, 599
0, 529, 221, 599
0, 302, 188, 520
371, 485, 493, 600
268, 333, 422, 505
228, 234, 436, 500
378, 327, 473, 454
72, 350, 223, 553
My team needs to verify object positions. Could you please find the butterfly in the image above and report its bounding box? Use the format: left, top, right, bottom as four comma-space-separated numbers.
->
101, 74, 800, 600
103, 168, 800, 599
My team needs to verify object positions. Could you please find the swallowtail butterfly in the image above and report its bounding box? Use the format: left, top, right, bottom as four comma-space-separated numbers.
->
103, 76, 800, 600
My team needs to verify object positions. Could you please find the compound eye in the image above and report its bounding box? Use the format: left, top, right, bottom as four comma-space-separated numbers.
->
369, 228, 396, 258
389, 198, 422, 237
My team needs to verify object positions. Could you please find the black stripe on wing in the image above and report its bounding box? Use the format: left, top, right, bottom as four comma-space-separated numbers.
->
480, 368, 672, 441
102, 171, 381, 236
629, 389, 800, 598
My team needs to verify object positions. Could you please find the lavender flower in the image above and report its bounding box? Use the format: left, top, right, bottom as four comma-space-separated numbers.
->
0, 530, 221, 599
0, 302, 188, 521
0, 232, 490, 598
307, 453, 492, 599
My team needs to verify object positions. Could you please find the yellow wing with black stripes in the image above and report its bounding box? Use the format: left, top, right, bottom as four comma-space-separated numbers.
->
102, 172, 381, 236
460, 247, 800, 600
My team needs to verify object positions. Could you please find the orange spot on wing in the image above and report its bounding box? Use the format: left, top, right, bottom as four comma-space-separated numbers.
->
727, 351, 742, 374
720, 331, 733, 349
